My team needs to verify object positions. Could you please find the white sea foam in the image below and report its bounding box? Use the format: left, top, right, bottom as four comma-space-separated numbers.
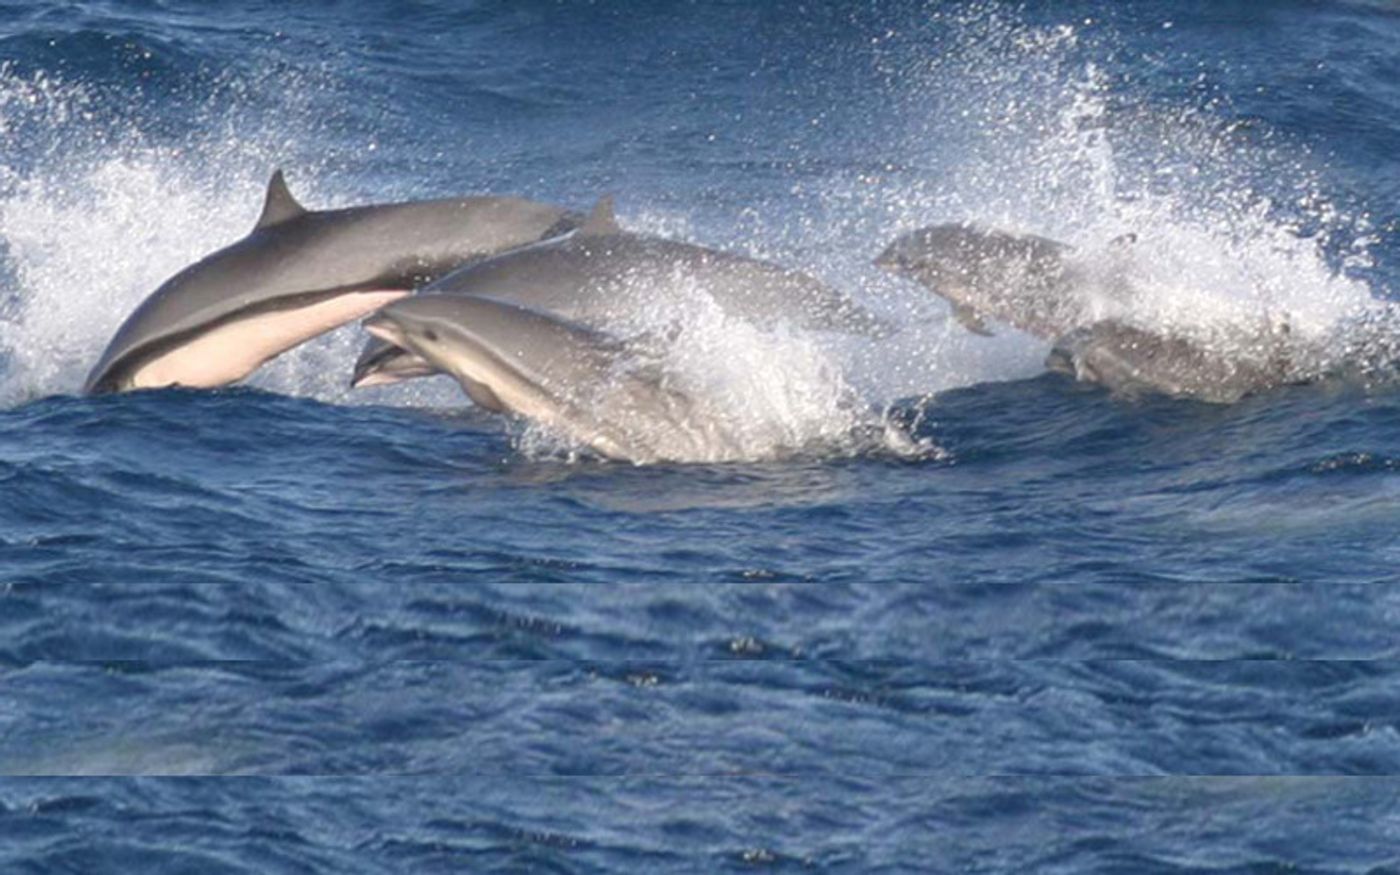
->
507, 269, 939, 464
832, 6, 1386, 384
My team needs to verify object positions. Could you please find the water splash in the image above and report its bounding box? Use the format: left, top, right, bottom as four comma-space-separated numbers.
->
839, 4, 1389, 393
507, 270, 938, 464
0, 59, 356, 405
0, 3, 1392, 461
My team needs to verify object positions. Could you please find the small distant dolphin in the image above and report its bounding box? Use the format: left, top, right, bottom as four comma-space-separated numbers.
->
363, 295, 723, 463
83, 171, 581, 394
352, 196, 883, 388
875, 222, 1098, 339
874, 222, 1334, 403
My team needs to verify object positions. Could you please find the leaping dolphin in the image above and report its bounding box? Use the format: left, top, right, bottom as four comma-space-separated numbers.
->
875, 222, 1100, 339
83, 171, 581, 394
363, 295, 725, 463
351, 196, 885, 389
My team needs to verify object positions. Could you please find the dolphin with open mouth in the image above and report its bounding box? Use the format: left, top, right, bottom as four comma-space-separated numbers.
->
363, 294, 730, 463
83, 171, 581, 394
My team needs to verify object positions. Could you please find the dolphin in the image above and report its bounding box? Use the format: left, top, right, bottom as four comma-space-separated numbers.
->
1044, 319, 1304, 403
875, 222, 1121, 339
874, 223, 1372, 403
83, 171, 582, 394
363, 295, 724, 463
351, 196, 884, 389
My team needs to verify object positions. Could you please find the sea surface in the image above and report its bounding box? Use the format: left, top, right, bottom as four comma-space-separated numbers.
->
2, 1, 1400, 871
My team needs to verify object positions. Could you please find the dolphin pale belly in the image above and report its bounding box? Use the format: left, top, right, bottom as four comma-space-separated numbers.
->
84, 171, 582, 394
363, 295, 728, 463
351, 196, 883, 389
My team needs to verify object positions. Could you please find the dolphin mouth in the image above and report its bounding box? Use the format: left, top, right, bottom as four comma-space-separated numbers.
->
349, 340, 403, 388
350, 370, 396, 389
873, 247, 901, 272
349, 341, 441, 389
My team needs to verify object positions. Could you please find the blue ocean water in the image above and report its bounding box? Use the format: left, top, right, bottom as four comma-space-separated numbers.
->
2, 0, 1400, 871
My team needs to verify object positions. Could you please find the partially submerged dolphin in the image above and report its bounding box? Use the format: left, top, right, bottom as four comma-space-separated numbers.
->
875, 222, 1337, 403
352, 196, 883, 388
363, 295, 724, 463
83, 171, 581, 394
1045, 320, 1302, 404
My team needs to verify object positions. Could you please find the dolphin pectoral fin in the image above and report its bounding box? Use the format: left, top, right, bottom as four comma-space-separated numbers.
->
951, 303, 995, 336
459, 375, 507, 412
579, 195, 620, 236
255, 170, 309, 231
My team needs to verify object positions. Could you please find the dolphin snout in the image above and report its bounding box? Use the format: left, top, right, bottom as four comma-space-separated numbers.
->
873, 243, 905, 272
362, 311, 408, 346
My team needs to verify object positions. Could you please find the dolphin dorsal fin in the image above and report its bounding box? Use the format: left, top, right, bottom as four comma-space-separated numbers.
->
255, 169, 308, 230
579, 195, 619, 236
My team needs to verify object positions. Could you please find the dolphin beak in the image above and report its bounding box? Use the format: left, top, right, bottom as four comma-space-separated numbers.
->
349, 353, 380, 389
873, 246, 900, 272
361, 312, 406, 346
350, 341, 399, 389
350, 369, 396, 389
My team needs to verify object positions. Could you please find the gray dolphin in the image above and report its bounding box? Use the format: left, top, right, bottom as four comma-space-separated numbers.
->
83, 171, 581, 394
351, 196, 883, 388
876, 222, 1121, 339
875, 223, 1326, 402
363, 295, 723, 463
1044, 319, 1305, 403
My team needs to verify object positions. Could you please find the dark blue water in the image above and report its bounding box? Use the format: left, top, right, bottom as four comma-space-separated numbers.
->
3, 1, 1400, 872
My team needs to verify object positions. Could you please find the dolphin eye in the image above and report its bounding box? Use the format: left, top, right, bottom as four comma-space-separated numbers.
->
422, 328, 439, 342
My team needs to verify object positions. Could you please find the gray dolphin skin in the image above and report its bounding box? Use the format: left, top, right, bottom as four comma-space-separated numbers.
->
351, 196, 884, 388
1045, 320, 1302, 404
876, 222, 1333, 403
875, 222, 1092, 339
363, 295, 718, 463
83, 171, 581, 394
